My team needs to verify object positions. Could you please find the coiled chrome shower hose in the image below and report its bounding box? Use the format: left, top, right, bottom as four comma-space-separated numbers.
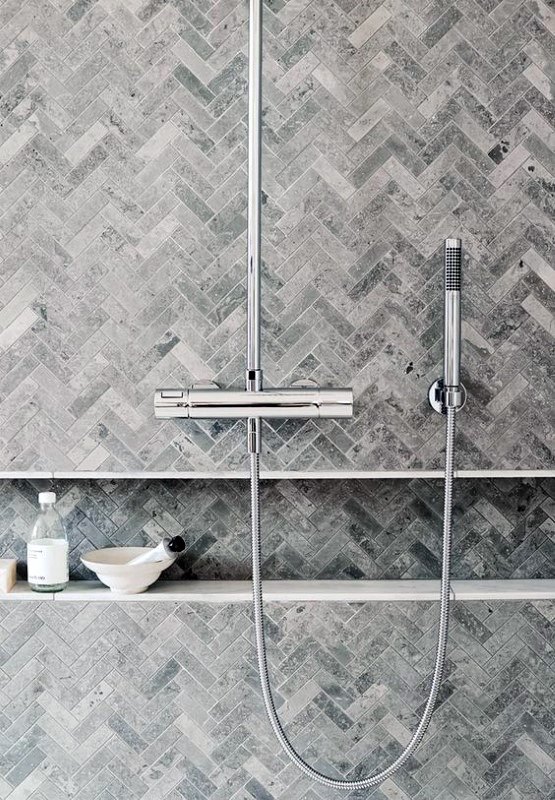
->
250, 408, 456, 789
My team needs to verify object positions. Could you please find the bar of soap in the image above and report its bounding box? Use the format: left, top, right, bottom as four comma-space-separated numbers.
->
0, 559, 17, 593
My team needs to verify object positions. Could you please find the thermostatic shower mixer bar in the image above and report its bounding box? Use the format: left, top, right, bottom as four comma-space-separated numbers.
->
154, 387, 353, 419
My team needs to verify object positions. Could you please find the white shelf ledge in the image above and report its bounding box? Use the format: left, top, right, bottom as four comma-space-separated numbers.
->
0, 583, 55, 600
0, 469, 552, 480
57, 579, 445, 603
451, 579, 555, 601
1, 579, 553, 603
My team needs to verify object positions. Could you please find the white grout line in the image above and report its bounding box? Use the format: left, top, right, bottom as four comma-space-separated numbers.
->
0, 470, 552, 481
1, 579, 553, 604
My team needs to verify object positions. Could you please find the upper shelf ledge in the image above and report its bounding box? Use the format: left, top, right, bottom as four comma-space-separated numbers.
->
0, 469, 552, 481
1, 579, 554, 603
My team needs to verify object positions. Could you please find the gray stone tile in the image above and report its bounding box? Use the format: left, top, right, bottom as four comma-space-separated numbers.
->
0, 0, 550, 472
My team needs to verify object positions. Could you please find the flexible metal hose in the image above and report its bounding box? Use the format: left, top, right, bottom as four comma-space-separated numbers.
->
250, 408, 456, 788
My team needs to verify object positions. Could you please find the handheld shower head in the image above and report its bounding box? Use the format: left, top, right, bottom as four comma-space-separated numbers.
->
444, 238, 461, 392
429, 238, 466, 414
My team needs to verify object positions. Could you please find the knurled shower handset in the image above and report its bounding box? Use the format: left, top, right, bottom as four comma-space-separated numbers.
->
429, 238, 467, 414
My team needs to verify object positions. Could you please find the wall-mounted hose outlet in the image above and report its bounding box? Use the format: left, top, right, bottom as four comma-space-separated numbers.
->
428, 378, 467, 415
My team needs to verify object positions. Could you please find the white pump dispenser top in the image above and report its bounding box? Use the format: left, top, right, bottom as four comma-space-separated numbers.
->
39, 492, 56, 504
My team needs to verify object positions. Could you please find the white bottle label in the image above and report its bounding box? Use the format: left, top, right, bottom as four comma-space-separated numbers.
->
27, 539, 68, 585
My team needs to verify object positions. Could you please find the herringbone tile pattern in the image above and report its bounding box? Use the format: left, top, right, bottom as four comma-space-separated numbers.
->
0, 599, 552, 799
0, 0, 552, 472
1, 477, 553, 580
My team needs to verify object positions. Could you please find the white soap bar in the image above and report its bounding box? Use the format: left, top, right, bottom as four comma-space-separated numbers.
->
0, 559, 17, 593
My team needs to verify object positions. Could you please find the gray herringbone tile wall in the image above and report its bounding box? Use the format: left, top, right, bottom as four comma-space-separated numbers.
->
0, 598, 552, 799
1, 477, 553, 581
0, 0, 553, 473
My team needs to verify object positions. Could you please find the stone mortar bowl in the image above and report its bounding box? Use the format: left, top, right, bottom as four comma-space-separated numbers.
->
81, 547, 174, 594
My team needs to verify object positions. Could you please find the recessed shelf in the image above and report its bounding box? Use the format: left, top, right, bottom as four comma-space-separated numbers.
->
1, 579, 553, 604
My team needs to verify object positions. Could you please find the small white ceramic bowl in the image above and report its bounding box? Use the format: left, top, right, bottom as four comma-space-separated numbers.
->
81, 547, 174, 594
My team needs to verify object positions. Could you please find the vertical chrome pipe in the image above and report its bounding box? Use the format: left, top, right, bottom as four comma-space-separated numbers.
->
246, 0, 263, 452
444, 238, 461, 390
247, 0, 262, 378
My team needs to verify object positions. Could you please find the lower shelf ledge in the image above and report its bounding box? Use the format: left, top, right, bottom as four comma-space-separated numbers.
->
1, 579, 553, 603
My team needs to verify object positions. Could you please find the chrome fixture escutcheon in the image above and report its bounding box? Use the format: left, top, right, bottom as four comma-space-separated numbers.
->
428, 378, 467, 415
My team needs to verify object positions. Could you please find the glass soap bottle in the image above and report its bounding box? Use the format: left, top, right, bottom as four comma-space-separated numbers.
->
27, 492, 69, 593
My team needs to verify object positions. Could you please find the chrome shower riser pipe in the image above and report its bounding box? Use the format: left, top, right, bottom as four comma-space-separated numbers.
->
153, 1, 353, 453
247, 0, 262, 379
247, 0, 263, 454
